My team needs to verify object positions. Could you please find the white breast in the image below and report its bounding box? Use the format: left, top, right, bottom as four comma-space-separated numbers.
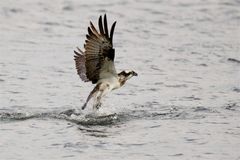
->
98, 76, 120, 91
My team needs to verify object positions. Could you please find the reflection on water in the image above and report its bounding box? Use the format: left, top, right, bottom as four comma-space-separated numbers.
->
0, 0, 240, 159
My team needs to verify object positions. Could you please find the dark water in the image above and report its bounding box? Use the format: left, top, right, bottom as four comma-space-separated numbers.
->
0, 0, 240, 159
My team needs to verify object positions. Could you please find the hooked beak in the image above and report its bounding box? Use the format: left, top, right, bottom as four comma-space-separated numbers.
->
132, 71, 138, 76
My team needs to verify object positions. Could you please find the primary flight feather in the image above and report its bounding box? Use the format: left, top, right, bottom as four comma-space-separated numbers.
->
74, 14, 138, 110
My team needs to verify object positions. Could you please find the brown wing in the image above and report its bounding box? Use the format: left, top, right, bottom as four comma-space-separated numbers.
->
74, 47, 89, 82
74, 14, 117, 84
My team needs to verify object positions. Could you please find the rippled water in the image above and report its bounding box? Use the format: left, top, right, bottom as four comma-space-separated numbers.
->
0, 0, 240, 159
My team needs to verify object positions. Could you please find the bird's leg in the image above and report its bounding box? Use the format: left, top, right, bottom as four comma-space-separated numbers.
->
82, 83, 101, 110
92, 83, 109, 110
93, 92, 103, 110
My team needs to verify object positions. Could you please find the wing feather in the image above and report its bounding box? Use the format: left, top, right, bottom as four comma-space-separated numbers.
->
98, 16, 104, 35
73, 49, 89, 82
110, 21, 116, 45
90, 22, 99, 36
104, 14, 109, 37
74, 14, 117, 84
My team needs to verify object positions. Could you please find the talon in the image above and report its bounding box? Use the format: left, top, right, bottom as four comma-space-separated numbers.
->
93, 102, 102, 110
97, 103, 102, 109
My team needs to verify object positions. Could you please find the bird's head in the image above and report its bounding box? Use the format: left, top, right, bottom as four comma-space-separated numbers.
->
118, 70, 138, 84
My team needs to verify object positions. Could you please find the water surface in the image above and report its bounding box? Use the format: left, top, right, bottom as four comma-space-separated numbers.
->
0, 0, 240, 159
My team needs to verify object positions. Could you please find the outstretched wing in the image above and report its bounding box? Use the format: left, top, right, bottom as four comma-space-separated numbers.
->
74, 14, 117, 84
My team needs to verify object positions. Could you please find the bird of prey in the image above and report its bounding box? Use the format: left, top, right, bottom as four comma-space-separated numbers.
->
74, 14, 138, 110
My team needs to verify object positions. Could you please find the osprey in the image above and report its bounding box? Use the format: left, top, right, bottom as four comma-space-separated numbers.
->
74, 14, 138, 110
